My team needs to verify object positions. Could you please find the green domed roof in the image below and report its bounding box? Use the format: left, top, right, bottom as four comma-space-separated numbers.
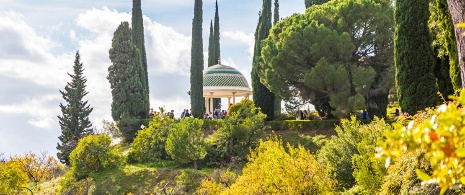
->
203, 64, 249, 88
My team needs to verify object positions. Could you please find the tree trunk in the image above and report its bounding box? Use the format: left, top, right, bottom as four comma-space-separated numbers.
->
194, 160, 198, 170
447, 0, 465, 87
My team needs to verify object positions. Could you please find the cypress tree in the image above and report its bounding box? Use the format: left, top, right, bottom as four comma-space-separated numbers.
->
57, 51, 94, 165
132, 0, 149, 118
252, 0, 275, 120
190, 0, 205, 118
273, 0, 281, 115
208, 20, 215, 67
108, 22, 147, 121
213, 0, 220, 63
212, 0, 221, 108
395, 0, 439, 114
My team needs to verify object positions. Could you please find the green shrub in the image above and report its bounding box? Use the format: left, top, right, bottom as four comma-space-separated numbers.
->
166, 117, 207, 169
208, 100, 266, 163
128, 114, 174, 163
222, 137, 334, 194
317, 116, 392, 192
174, 169, 204, 194
266, 120, 339, 132
70, 134, 121, 180
117, 114, 142, 142
0, 162, 28, 194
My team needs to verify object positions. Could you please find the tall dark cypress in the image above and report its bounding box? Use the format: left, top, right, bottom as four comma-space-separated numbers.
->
213, 0, 220, 63
212, 0, 221, 108
132, 0, 149, 118
57, 51, 93, 165
272, 0, 281, 115
252, 0, 275, 120
190, 0, 205, 118
108, 22, 146, 120
208, 20, 215, 67
395, 0, 439, 114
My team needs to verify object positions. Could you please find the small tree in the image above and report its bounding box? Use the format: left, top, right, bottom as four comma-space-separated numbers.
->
128, 113, 174, 163
166, 117, 207, 169
209, 100, 266, 163
70, 134, 120, 180
8, 151, 62, 183
57, 51, 93, 165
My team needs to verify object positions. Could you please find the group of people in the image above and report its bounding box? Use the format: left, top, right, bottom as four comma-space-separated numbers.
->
148, 106, 229, 120
203, 107, 228, 120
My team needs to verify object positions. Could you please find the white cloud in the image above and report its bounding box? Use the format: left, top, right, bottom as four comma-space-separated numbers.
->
223, 31, 254, 60
145, 18, 192, 76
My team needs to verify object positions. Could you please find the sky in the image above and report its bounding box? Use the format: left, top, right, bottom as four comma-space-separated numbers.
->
0, 0, 305, 157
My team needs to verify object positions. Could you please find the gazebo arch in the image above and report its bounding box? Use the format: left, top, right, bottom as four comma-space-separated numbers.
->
203, 64, 252, 113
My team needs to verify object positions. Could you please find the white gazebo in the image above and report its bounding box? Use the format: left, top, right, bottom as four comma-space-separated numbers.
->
203, 64, 252, 113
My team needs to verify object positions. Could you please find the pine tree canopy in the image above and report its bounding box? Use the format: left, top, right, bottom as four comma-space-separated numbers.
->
57, 51, 93, 165
260, 0, 394, 118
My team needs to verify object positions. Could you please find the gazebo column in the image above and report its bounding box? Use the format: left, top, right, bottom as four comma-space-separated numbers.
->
210, 92, 214, 113
205, 97, 209, 114
232, 92, 236, 104
228, 97, 231, 108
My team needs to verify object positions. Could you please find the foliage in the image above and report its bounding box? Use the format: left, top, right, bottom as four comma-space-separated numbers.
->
57, 51, 94, 165
0, 162, 28, 194
108, 21, 147, 120
261, 0, 394, 118
117, 113, 143, 142
280, 132, 328, 153
305, 0, 329, 8
70, 134, 121, 180
128, 114, 174, 163
174, 169, 204, 194
208, 100, 266, 163
395, 0, 440, 114
349, 118, 392, 194
430, 0, 461, 94
190, 0, 205, 118
166, 118, 207, 169
317, 116, 392, 191
197, 178, 224, 195
222, 137, 334, 194
59, 164, 164, 195
8, 151, 62, 183
266, 119, 338, 132
379, 90, 465, 194
131, 0, 150, 117
208, 21, 215, 67
252, 0, 276, 120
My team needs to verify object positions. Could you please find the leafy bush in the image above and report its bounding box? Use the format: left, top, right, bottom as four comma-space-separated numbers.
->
266, 120, 339, 131
0, 162, 28, 194
379, 90, 465, 193
222, 137, 334, 194
70, 134, 121, 180
174, 169, 204, 194
117, 114, 143, 142
208, 100, 266, 163
8, 151, 62, 183
128, 114, 174, 163
197, 178, 223, 195
166, 117, 207, 169
317, 116, 392, 192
